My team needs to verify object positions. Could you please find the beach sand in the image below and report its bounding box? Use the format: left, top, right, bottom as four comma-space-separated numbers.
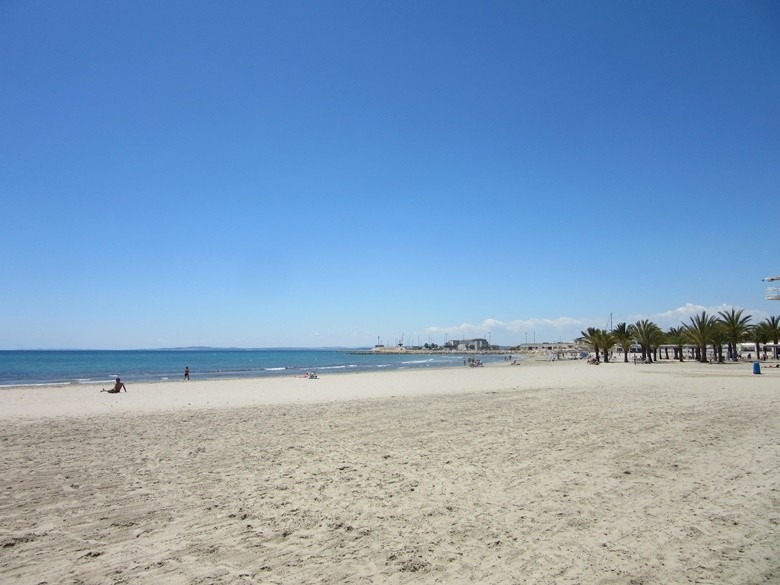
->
0, 360, 777, 584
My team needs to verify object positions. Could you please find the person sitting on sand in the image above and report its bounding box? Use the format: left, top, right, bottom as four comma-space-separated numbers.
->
101, 378, 127, 393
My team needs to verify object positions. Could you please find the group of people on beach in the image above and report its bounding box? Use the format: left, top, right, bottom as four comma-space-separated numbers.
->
465, 357, 483, 367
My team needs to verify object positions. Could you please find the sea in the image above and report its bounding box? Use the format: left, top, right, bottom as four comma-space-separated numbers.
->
0, 349, 513, 388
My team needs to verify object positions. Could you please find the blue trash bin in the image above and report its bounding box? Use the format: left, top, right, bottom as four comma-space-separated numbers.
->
753, 361, 761, 375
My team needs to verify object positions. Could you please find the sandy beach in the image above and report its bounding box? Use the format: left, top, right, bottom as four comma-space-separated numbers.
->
0, 359, 777, 584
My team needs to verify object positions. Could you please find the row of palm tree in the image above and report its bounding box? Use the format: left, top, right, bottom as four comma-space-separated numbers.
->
578, 309, 780, 364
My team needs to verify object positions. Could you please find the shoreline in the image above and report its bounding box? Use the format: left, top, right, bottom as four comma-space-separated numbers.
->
0, 348, 519, 389
2, 345, 771, 390
0, 358, 546, 420
0, 358, 774, 420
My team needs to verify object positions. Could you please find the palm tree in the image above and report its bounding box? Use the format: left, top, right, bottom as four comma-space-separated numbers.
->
578, 327, 601, 363
649, 325, 666, 362
683, 311, 717, 363
761, 316, 780, 359
612, 322, 633, 363
660, 329, 673, 360
630, 319, 662, 363
595, 329, 616, 363
666, 326, 686, 361
749, 323, 771, 360
717, 308, 752, 361
710, 322, 728, 364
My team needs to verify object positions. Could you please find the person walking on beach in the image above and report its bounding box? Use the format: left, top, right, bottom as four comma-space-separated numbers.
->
184, 366, 190, 381
101, 378, 126, 393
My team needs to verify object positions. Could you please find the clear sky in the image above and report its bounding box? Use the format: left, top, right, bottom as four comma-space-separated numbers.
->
1, 1, 778, 349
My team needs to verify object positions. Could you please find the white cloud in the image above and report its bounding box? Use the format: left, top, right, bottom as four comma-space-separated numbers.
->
420, 302, 775, 345
636, 303, 771, 329
423, 316, 587, 341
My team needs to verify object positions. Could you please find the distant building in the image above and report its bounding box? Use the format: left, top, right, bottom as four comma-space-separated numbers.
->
444, 338, 491, 351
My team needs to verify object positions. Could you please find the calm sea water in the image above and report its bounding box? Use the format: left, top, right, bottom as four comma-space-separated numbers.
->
0, 349, 511, 387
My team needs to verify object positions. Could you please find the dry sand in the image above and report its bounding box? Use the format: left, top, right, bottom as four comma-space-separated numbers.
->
0, 360, 777, 584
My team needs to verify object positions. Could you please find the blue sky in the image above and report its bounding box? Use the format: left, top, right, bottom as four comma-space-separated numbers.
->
1, 1, 778, 349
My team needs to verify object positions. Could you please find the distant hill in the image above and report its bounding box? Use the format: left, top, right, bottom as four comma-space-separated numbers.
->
157, 346, 370, 352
